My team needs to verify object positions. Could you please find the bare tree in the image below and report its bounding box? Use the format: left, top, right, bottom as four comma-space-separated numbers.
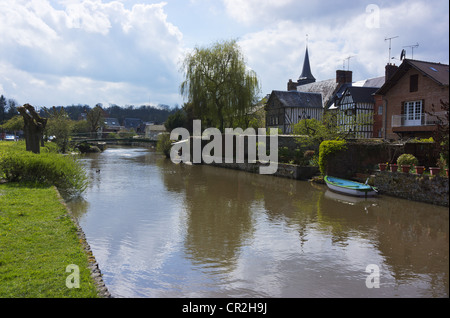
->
18, 104, 47, 154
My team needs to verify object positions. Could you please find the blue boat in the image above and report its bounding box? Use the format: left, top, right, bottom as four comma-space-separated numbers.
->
324, 176, 378, 197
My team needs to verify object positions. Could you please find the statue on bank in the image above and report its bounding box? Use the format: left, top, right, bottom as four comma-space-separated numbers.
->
18, 104, 47, 154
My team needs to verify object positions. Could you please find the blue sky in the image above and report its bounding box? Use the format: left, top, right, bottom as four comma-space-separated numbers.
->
0, 0, 448, 108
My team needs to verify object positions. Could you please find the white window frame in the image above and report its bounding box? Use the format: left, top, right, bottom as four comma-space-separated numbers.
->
404, 100, 422, 126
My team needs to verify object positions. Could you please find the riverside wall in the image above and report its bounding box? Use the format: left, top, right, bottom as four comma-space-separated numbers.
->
210, 162, 319, 180
373, 171, 449, 207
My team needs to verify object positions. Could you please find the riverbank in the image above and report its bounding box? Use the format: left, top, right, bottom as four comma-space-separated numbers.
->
197, 160, 449, 206
0, 182, 110, 297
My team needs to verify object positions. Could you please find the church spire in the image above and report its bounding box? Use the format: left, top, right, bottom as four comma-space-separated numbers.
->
287, 37, 316, 90
299, 45, 315, 82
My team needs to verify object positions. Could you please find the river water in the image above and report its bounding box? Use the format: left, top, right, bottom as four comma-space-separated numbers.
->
67, 146, 449, 298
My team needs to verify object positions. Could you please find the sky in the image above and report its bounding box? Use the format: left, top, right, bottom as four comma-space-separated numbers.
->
0, 0, 448, 109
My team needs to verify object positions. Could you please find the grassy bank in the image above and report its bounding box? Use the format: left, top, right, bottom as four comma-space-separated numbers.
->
0, 182, 99, 297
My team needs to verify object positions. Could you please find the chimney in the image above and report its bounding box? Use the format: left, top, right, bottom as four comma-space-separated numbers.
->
336, 70, 352, 85
385, 63, 399, 81
287, 79, 298, 91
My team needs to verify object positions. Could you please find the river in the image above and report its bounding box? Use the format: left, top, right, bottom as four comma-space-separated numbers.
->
67, 146, 449, 298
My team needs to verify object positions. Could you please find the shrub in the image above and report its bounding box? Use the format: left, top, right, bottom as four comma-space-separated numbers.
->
278, 147, 291, 163
318, 140, 347, 175
156, 133, 173, 158
397, 153, 419, 167
0, 142, 88, 196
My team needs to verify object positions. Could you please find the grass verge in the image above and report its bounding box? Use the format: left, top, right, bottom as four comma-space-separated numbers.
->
0, 182, 99, 297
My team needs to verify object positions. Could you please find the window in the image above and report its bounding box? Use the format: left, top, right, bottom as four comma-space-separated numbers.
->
410, 74, 418, 92
404, 100, 423, 126
378, 105, 383, 115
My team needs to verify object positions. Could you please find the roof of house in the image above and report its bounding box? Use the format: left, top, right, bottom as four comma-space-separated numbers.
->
269, 90, 322, 108
353, 76, 385, 88
104, 118, 120, 127
146, 124, 166, 132
123, 118, 143, 128
376, 59, 449, 95
340, 86, 379, 104
296, 78, 341, 107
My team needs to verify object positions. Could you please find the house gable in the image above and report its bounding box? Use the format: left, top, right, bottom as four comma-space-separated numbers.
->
375, 59, 449, 140
376, 59, 449, 96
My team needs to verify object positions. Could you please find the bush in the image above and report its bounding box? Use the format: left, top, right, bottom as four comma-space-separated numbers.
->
318, 140, 347, 175
0, 142, 88, 196
397, 153, 419, 167
156, 133, 173, 158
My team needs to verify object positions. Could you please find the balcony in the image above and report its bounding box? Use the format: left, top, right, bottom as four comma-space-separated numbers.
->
392, 111, 447, 128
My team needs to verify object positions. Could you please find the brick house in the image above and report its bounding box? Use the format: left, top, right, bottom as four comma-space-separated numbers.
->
375, 59, 449, 140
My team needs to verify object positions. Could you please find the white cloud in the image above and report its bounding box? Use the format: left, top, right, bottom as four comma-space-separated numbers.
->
0, 0, 448, 107
237, 0, 449, 96
0, 0, 184, 106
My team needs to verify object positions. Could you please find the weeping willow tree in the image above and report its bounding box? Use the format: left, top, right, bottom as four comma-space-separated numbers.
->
180, 39, 260, 132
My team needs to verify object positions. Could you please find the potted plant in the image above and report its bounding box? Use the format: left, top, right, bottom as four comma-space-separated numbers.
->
401, 165, 411, 173
415, 166, 425, 175
397, 154, 418, 174
390, 163, 398, 172
429, 167, 441, 176
378, 163, 387, 171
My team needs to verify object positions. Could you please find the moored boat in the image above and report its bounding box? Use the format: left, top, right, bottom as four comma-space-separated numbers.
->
324, 176, 378, 197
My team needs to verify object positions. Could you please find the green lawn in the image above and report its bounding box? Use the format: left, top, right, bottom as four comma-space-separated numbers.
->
0, 183, 99, 297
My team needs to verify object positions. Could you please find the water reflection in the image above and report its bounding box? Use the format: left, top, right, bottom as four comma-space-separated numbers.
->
68, 147, 449, 298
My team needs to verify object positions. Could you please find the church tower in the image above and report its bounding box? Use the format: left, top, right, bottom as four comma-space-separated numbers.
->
288, 45, 316, 90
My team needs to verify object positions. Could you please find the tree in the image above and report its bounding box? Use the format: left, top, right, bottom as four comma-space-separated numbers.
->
86, 105, 104, 137
180, 39, 260, 132
0, 95, 6, 123
428, 100, 449, 167
292, 114, 337, 149
164, 109, 187, 131
6, 99, 19, 121
18, 104, 47, 154
45, 107, 73, 153
0, 115, 24, 140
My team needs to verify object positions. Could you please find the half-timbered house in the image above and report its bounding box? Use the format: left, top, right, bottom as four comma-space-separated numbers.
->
265, 90, 323, 134
334, 86, 379, 139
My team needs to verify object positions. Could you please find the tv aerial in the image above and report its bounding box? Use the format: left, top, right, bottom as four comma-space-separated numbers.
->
402, 43, 419, 59
343, 55, 356, 70
385, 36, 399, 62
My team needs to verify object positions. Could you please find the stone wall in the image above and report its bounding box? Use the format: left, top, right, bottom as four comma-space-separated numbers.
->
373, 171, 449, 207
210, 162, 319, 180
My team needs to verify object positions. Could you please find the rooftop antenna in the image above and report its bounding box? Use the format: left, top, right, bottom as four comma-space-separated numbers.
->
402, 43, 419, 59
343, 56, 356, 70
385, 36, 399, 63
